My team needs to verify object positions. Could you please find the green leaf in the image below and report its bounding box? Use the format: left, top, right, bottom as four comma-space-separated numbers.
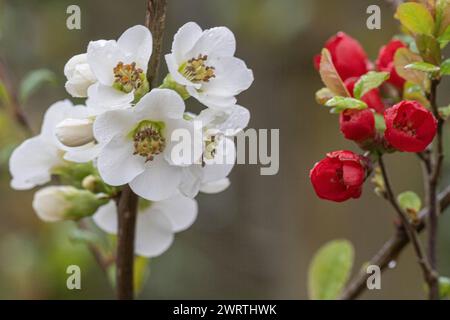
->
440, 59, 450, 75
403, 81, 429, 106
394, 48, 426, 85
416, 34, 442, 65
436, 0, 450, 35
397, 191, 422, 215
353, 71, 390, 99
439, 277, 450, 298
0, 81, 10, 106
395, 2, 435, 36
19, 69, 57, 103
308, 240, 354, 300
439, 105, 450, 119
318, 49, 350, 97
325, 96, 367, 114
374, 113, 387, 133
405, 62, 440, 73
134, 256, 150, 296
315, 87, 335, 105
438, 25, 450, 47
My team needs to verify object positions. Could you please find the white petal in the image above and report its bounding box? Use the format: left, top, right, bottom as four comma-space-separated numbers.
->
93, 108, 136, 144
202, 137, 235, 183
172, 22, 203, 63
63, 142, 103, 163
151, 194, 198, 232
200, 178, 230, 194
197, 105, 250, 135
117, 25, 153, 72
202, 56, 254, 96
41, 100, 91, 144
135, 210, 174, 257
164, 53, 197, 87
86, 83, 134, 111
134, 89, 185, 120
97, 135, 145, 186
92, 201, 118, 234
87, 39, 123, 85
9, 136, 63, 190
187, 27, 236, 58
178, 166, 202, 198
187, 86, 237, 109
130, 156, 181, 201
64, 53, 96, 98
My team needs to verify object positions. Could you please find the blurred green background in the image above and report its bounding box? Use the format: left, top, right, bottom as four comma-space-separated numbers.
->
1, 0, 450, 299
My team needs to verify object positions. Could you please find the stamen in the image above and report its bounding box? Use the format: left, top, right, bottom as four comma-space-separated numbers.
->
113, 61, 145, 93
181, 54, 216, 83
133, 125, 166, 162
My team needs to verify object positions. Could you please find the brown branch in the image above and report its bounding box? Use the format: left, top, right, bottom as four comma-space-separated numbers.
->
115, 0, 168, 300
340, 184, 450, 300
145, 0, 168, 88
427, 78, 443, 300
378, 156, 436, 289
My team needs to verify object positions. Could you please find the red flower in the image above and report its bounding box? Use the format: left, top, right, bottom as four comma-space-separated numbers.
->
310, 150, 368, 202
344, 77, 385, 113
314, 32, 370, 81
384, 101, 437, 153
376, 40, 407, 90
340, 108, 375, 142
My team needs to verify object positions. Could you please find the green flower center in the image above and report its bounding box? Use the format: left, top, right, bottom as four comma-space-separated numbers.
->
130, 121, 166, 162
179, 54, 215, 83
113, 61, 146, 93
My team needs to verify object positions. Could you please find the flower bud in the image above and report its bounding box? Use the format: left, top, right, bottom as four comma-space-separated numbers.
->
376, 40, 407, 90
32, 186, 108, 222
314, 32, 370, 81
384, 100, 437, 153
64, 54, 96, 98
339, 108, 375, 142
310, 150, 368, 202
55, 118, 95, 147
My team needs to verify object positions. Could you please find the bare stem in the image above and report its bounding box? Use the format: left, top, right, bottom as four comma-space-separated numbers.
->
115, 0, 168, 300
427, 79, 443, 300
378, 156, 437, 290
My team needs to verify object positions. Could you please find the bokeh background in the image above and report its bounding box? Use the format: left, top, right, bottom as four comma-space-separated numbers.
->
1, 0, 450, 299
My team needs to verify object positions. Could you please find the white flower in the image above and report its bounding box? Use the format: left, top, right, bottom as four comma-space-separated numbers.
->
85, 25, 152, 110
93, 88, 202, 201
64, 54, 96, 98
179, 105, 249, 197
165, 22, 253, 109
9, 100, 93, 190
93, 194, 197, 257
33, 186, 107, 222
55, 118, 95, 147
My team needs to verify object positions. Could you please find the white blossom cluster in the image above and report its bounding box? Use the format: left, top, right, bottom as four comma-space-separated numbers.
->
9, 23, 253, 257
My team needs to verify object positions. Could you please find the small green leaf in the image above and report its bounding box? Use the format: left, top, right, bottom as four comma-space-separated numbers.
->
318, 49, 350, 97
440, 59, 450, 75
353, 71, 390, 99
436, 0, 450, 36
439, 105, 450, 119
405, 62, 440, 73
416, 34, 442, 65
397, 191, 422, 214
325, 96, 367, 114
438, 25, 450, 48
395, 2, 435, 36
374, 113, 387, 133
308, 240, 354, 300
395, 48, 426, 86
315, 87, 335, 105
19, 69, 57, 103
439, 277, 450, 298
134, 256, 150, 296
403, 81, 429, 106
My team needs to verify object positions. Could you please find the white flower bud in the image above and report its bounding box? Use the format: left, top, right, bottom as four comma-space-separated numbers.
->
55, 118, 95, 147
32, 186, 107, 222
64, 54, 96, 98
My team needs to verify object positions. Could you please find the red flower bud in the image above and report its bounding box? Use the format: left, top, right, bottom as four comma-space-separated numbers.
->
376, 40, 407, 90
384, 101, 437, 153
339, 108, 375, 142
344, 77, 385, 114
310, 150, 368, 202
314, 32, 370, 81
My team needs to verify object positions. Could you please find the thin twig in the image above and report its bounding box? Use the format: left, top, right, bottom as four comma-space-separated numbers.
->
115, 0, 168, 300
378, 156, 436, 288
340, 184, 450, 300
427, 78, 443, 300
